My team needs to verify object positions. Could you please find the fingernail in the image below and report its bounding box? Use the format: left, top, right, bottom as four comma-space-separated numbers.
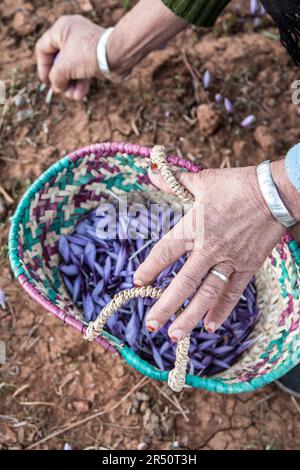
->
150, 163, 158, 173
169, 329, 184, 342
146, 319, 161, 333
134, 278, 143, 287
205, 321, 217, 333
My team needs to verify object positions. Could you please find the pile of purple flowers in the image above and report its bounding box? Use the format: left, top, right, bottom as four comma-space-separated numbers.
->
59, 203, 258, 376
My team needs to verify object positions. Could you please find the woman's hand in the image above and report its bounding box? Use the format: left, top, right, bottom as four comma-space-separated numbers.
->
134, 164, 287, 342
36, 15, 103, 100
35, 1, 185, 100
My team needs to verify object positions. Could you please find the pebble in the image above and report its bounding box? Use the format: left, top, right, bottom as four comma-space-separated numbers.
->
197, 104, 221, 137
254, 126, 276, 153
137, 442, 148, 451
78, 0, 94, 12
17, 109, 33, 122
233, 140, 250, 160
14, 95, 27, 108
13, 9, 38, 36
136, 391, 150, 402
72, 400, 90, 413
0, 196, 8, 221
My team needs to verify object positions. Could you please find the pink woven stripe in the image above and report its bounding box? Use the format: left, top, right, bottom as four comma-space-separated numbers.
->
67, 142, 201, 174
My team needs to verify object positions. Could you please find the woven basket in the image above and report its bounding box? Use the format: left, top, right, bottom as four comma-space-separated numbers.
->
8, 142, 300, 394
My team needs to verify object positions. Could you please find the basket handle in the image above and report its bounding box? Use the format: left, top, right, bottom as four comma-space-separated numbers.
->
84, 146, 195, 392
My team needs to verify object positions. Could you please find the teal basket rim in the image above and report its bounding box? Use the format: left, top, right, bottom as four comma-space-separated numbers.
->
8, 143, 300, 394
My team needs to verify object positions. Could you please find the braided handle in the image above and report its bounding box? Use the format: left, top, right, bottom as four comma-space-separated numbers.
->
150, 145, 194, 203
84, 146, 194, 392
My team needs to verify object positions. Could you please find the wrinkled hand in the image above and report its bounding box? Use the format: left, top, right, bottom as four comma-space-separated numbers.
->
134, 165, 285, 342
36, 15, 103, 100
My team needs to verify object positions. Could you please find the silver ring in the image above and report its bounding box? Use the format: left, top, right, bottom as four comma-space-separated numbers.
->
210, 269, 229, 284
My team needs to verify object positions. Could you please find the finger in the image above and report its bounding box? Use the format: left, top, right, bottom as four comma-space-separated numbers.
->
134, 211, 192, 287
73, 79, 91, 101
36, 27, 58, 84
64, 83, 76, 100
204, 272, 252, 333
49, 56, 70, 93
168, 264, 233, 341
145, 251, 212, 333
149, 167, 199, 196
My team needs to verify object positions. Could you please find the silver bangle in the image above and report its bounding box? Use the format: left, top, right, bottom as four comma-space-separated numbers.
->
256, 160, 296, 228
96, 27, 114, 79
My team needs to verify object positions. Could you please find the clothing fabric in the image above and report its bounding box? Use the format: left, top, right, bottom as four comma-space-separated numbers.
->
162, 0, 230, 26
286, 144, 300, 192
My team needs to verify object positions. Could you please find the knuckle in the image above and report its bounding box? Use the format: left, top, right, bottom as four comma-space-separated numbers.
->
56, 15, 70, 26
201, 282, 219, 301
180, 314, 198, 332
179, 273, 198, 294
152, 242, 173, 265
151, 304, 172, 321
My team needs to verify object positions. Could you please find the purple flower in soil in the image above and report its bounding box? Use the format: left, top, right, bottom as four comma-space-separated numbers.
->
0, 288, 5, 309
224, 98, 234, 114
203, 70, 211, 90
250, 0, 258, 16
241, 114, 256, 127
64, 443, 72, 450
215, 93, 223, 104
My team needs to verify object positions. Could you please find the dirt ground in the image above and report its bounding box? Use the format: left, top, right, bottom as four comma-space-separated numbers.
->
1, 0, 300, 450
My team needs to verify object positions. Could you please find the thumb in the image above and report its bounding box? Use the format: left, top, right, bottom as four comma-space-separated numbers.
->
49, 54, 70, 93
148, 166, 199, 196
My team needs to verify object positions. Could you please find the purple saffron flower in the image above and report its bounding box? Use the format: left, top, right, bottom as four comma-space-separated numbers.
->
64, 443, 72, 450
250, 0, 258, 16
215, 93, 223, 104
0, 289, 5, 309
241, 115, 256, 127
203, 70, 211, 90
224, 98, 234, 114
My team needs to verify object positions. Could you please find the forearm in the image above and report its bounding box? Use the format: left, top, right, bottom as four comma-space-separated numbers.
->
106, 0, 186, 76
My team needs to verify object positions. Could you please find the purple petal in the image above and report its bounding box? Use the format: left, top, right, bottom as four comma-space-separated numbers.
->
58, 236, 70, 263
250, 0, 258, 16
224, 98, 234, 114
215, 93, 223, 104
241, 115, 256, 127
203, 70, 211, 90
0, 288, 5, 309
60, 264, 79, 276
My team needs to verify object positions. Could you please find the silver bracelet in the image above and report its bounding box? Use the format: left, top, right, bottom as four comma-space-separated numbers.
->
256, 160, 296, 228
96, 27, 114, 80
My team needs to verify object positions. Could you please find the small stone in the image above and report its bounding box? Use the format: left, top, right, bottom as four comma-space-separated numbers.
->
0, 196, 8, 221
137, 442, 148, 451
72, 400, 89, 413
233, 140, 250, 160
13, 9, 38, 36
136, 391, 150, 402
196, 104, 221, 137
78, 0, 94, 12
17, 108, 33, 122
254, 126, 276, 153
140, 401, 150, 414
14, 95, 27, 108
40, 146, 57, 160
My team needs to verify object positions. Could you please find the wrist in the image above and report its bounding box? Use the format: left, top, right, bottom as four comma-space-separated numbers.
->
271, 160, 300, 223
106, 29, 134, 78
